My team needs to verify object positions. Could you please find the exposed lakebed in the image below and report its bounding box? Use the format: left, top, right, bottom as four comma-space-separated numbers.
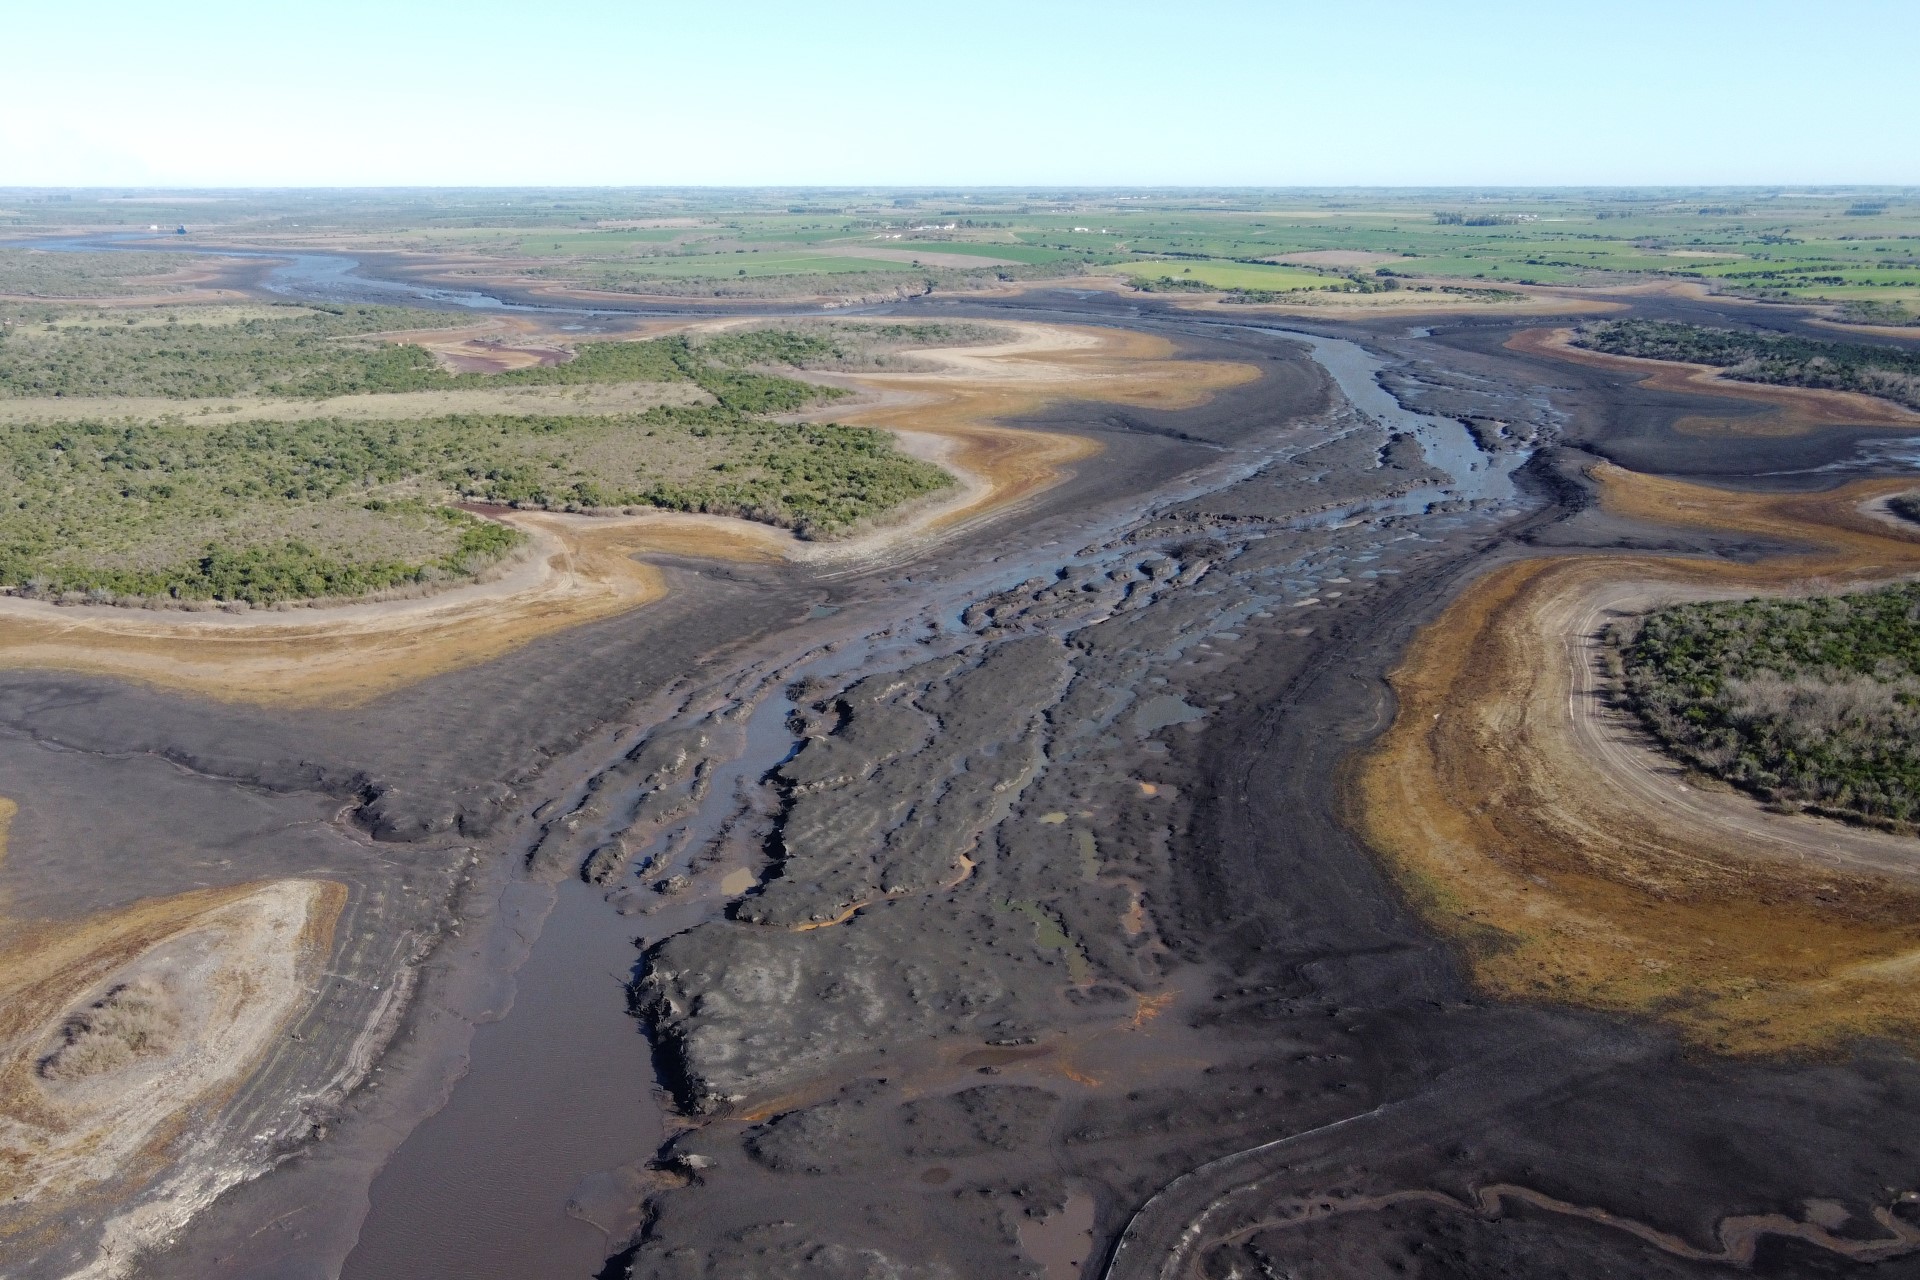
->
318, 318, 1533, 1277
16, 266, 1920, 1279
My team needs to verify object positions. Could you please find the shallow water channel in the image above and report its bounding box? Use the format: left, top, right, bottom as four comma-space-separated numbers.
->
341, 662, 829, 1279
1258, 326, 1528, 507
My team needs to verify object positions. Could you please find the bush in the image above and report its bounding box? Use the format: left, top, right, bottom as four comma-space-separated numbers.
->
1611, 582, 1920, 825
0, 324, 961, 603
1575, 319, 1920, 411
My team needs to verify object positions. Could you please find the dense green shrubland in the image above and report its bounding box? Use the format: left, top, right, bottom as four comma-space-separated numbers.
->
0, 319, 963, 604
1576, 320, 1920, 411
0, 405, 948, 604
0, 306, 1016, 422
1611, 582, 1920, 825
0, 305, 462, 398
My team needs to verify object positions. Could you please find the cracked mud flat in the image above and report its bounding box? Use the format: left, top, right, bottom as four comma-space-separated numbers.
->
12, 276, 1920, 1280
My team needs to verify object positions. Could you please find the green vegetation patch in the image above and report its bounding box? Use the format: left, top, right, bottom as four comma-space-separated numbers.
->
0, 249, 199, 298
1611, 582, 1920, 826
1575, 319, 1920, 411
690, 321, 999, 371
1106, 259, 1334, 293
439, 407, 952, 533
0, 403, 948, 604
0, 320, 982, 604
0, 303, 472, 398
1838, 300, 1920, 327
0, 307, 878, 412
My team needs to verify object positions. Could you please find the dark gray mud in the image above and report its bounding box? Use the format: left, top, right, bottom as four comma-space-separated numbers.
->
13, 283, 1920, 1280
588, 295, 1920, 1279
1429, 306, 1920, 485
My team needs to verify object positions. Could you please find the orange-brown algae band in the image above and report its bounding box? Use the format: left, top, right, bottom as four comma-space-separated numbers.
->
1351, 464, 1920, 1055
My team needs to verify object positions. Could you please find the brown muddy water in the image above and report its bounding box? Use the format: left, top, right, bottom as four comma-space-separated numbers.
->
1020, 1189, 1097, 1280
340, 879, 661, 1280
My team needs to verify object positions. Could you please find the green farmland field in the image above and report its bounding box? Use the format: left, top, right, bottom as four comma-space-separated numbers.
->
1102, 259, 1335, 292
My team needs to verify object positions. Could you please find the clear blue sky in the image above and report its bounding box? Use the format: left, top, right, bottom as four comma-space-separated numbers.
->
4, 0, 1913, 188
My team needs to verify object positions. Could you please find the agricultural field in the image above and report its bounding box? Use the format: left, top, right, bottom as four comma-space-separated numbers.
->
10, 188, 1916, 315
1610, 582, 1920, 826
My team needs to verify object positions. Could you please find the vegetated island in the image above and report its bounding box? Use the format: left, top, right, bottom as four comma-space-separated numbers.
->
1574, 319, 1920, 411
1608, 578, 1920, 830
0, 318, 990, 607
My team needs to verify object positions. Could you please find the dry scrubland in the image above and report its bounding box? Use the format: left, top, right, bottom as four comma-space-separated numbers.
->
1358, 464, 1920, 1055
1510, 324, 1920, 433
1577, 319, 1920, 412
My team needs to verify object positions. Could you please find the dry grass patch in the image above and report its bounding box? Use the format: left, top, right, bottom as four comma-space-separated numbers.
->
37, 976, 181, 1081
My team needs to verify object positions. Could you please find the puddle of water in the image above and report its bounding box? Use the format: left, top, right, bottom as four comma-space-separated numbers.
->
1019, 1188, 1097, 1280
958, 1045, 1053, 1067
340, 878, 662, 1280
1132, 694, 1206, 734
